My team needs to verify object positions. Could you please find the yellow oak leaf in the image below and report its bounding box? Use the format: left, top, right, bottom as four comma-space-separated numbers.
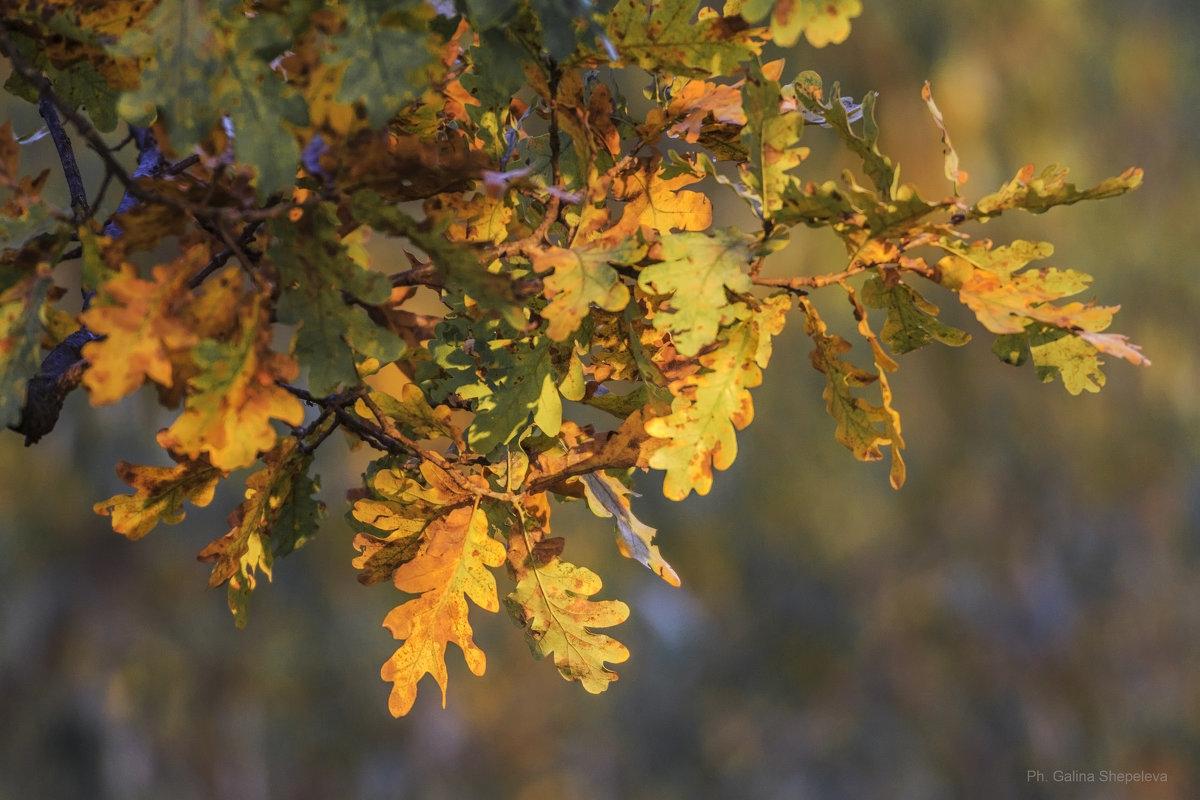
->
644, 294, 789, 500
580, 471, 680, 586
158, 300, 304, 471
609, 154, 712, 237
768, 0, 862, 48
532, 238, 642, 341
93, 451, 223, 540
380, 503, 506, 717
504, 495, 630, 693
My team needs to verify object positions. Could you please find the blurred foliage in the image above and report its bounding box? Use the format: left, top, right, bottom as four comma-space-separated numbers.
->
3, 0, 1199, 798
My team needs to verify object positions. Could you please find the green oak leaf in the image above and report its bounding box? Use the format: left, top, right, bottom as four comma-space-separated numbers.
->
271, 203, 404, 395
328, 1, 443, 129
0, 269, 56, 429
637, 229, 753, 357
607, 0, 765, 78
861, 275, 970, 355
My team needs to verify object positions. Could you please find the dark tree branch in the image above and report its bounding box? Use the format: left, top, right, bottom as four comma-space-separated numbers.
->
101, 125, 166, 239
390, 263, 444, 289
188, 218, 264, 288
8, 328, 102, 445
38, 88, 89, 221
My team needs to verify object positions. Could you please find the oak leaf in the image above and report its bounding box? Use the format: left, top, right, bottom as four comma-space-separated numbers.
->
81, 254, 205, 405
609, 154, 713, 238
607, 0, 767, 77
158, 300, 305, 471
800, 298, 903, 479
975, 163, 1143, 219
93, 449, 223, 540
731, 0, 863, 47
197, 438, 324, 627
0, 265, 54, 430
638, 228, 753, 357
580, 471, 680, 586
532, 238, 642, 341
644, 294, 789, 500
861, 275, 971, 355
505, 495, 630, 693
379, 503, 506, 717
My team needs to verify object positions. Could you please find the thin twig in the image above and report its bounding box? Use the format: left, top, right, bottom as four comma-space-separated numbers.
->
390, 262, 444, 289
752, 264, 876, 292
166, 153, 201, 176
187, 213, 266, 291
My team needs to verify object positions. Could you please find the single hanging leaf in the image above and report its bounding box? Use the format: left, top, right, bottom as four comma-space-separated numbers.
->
846, 284, 907, 489
505, 495, 630, 693
197, 438, 325, 627
93, 449, 223, 540
580, 471, 681, 586
921, 81, 968, 190
379, 503, 506, 717
799, 298, 901, 473
644, 294, 789, 500
861, 274, 971, 355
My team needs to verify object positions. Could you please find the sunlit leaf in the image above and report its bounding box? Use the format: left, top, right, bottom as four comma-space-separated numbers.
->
379, 503, 506, 717
93, 451, 223, 540
505, 495, 630, 693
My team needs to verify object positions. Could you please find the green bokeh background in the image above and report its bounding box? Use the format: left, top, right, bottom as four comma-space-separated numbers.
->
3, 2, 1199, 798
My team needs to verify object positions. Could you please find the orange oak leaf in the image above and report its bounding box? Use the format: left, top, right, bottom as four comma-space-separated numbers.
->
380, 502, 505, 717
157, 300, 304, 471
81, 259, 201, 405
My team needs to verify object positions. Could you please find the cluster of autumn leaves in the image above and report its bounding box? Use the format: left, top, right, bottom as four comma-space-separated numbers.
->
1, 0, 1147, 715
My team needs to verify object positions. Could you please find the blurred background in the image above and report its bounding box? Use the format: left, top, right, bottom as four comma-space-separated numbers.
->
3, 1, 1199, 798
